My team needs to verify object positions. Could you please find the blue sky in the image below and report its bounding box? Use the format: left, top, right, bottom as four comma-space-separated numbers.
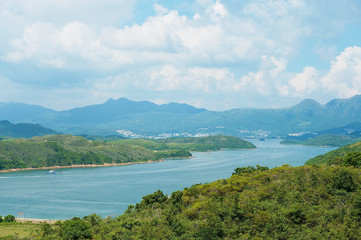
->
0, 0, 361, 111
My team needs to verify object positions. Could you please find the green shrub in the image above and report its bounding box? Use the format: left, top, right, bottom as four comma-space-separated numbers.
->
61, 217, 91, 240
343, 152, 361, 168
4, 214, 15, 222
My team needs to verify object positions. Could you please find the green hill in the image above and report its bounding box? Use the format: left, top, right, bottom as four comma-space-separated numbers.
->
0, 135, 160, 171
281, 134, 361, 147
0, 120, 58, 138
305, 141, 361, 165
33, 164, 361, 239
120, 135, 256, 152
0, 135, 254, 171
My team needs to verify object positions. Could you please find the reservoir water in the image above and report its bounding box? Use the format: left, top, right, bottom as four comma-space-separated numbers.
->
0, 140, 335, 220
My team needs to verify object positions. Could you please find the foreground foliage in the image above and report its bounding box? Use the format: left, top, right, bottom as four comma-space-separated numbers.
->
33, 164, 361, 239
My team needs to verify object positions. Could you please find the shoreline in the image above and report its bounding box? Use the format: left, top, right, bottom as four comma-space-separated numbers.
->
0, 160, 164, 173
15, 217, 58, 224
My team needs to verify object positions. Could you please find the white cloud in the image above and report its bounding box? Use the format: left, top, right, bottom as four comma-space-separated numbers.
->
206, 0, 229, 20
321, 46, 361, 98
1, 0, 361, 111
279, 46, 361, 100
150, 65, 236, 92
1, 0, 313, 69
2, 21, 134, 68
239, 55, 288, 95
281, 66, 319, 97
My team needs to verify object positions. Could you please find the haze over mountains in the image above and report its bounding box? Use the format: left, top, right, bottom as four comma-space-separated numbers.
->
1, 95, 361, 138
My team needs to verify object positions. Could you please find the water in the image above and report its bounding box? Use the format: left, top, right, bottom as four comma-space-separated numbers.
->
0, 140, 335, 220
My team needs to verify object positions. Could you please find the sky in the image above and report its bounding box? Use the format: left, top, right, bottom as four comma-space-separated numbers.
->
0, 0, 361, 111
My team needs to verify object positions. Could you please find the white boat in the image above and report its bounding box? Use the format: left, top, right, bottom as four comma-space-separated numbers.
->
47, 170, 56, 174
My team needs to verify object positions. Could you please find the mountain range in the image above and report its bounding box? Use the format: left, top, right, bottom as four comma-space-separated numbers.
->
1, 95, 361, 137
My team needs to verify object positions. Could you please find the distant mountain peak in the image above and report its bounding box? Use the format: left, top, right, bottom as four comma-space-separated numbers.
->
105, 97, 130, 104
291, 98, 322, 110
105, 98, 115, 103
326, 94, 361, 106
298, 99, 320, 106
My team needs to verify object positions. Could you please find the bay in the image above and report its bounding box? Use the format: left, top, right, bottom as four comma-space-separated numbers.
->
0, 139, 335, 220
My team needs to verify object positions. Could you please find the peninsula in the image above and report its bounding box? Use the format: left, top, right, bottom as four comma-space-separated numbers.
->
0, 135, 256, 172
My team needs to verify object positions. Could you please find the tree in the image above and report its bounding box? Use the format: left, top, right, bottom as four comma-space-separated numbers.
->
61, 218, 91, 240
343, 152, 361, 168
140, 190, 167, 206
4, 214, 15, 222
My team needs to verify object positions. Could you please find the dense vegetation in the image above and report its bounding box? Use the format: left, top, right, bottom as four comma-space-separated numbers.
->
29, 163, 361, 239
121, 135, 256, 152
306, 141, 361, 165
0, 135, 253, 171
0, 135, 181, 171
281, 134, 361, 147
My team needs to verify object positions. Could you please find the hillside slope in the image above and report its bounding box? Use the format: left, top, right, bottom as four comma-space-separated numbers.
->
34, 164, 361, 239
282, 134, 361, 147
0, 135, 159, 171
306, 141, 361, 165
0, 135, 254, 171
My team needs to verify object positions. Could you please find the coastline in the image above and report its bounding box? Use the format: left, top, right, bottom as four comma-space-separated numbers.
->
15, 217, 58, 224
0, 160, 164, 173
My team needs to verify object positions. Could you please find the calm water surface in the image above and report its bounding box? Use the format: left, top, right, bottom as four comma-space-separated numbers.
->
0, 140, 335, 220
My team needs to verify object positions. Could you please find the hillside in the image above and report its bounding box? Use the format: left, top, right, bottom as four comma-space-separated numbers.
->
121, 135, 256, 152
0, 120, 58, 138
0, 135, 254, 171
2, 95, 361, 136
281, 134, 361, 147
305, 141, 361, 165
33, 164, 361, 239
0, 135, 160, 171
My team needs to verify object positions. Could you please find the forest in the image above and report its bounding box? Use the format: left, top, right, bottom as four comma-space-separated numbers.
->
31, 161, 361, 239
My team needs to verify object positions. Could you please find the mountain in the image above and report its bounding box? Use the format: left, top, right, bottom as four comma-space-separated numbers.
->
46, 97, 206, 124
0, 120, 58, 138
0, 102, 55, 122
1, 95, 361, 137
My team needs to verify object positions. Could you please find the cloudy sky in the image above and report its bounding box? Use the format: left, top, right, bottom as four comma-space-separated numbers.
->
1, 0, 361, 111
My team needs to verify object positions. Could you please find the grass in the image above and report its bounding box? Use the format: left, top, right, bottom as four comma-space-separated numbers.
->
0, 223, 39, 238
